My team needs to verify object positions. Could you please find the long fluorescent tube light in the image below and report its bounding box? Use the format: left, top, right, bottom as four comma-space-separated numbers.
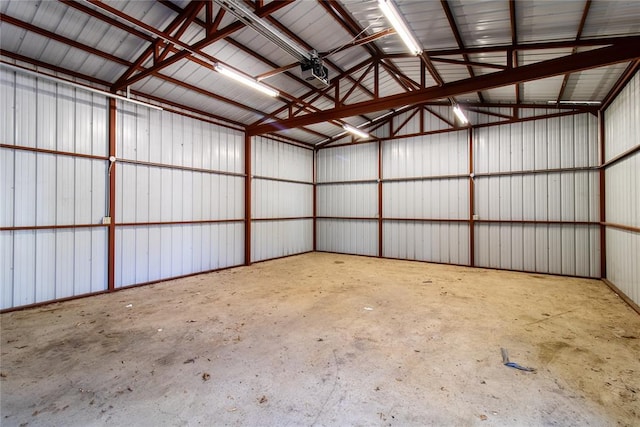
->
343, 124, 370, 139
214, 64, 279, 97
0, 61, 163, 110
378, 0, 422, 55
453, 105, 469, 124
547, 100, 601, 105
214, 0, 310, 63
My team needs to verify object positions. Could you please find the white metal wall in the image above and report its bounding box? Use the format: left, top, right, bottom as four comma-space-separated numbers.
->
474, 113, 600, 277
316, 143, 378, 256
251, 136, 313, 262
115, 104, 244, 287
383, 131, 470, 264
605, 71, 640, 305
1, 70, 108, 309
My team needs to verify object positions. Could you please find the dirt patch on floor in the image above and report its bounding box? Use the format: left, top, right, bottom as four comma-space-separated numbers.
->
1, 253, 639, 426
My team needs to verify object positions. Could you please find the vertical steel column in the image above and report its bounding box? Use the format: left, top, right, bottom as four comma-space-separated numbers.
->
378, 139, 383, 257
599, 110, 606, 278
313, 148, 317, 251
107, 98, 116, 291
244, 133, 252, 266
468, 127, 475, 267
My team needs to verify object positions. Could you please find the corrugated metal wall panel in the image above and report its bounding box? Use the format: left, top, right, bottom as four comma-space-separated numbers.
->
383, 131, 468, 178
475, 172, 599, 221
606, 229, 640, 305
605, 154, 639, 228
1, 70, 109, 155
317, 183, 377, 218
474, 113, 598, 173
604, 71, 640, 306
473, 113, 600, 277
384, 179, 468, 219
317, 219, 378, 256
117, 164, 243, 222
253, 179, 312, 218
251, 136, 314, 262
317, 143, 377, 182
253, 136, 313, 182
115, 223, 243, 288
118, 105, 244, 172
1, 70, 110, 309
475, 224, 599, 277
115, 104, 245, 288
605, 72, 639, 161
383, 222, 469, 264
0, 89, 108, 229
1, 228, 108, 309
252, 220, 313, 262
1, 70, 16, 145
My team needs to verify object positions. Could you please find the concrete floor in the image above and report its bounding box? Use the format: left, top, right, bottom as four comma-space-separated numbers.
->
1, 252, 639, 427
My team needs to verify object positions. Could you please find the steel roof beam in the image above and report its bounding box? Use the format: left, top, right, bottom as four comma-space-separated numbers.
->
429, 57, 507, 70
98, 0, 294, 89
320, 0, 418, 92
1, 12, 273, 120
249, 40, 640, 134
158, 0, 357, 126
250, 57, 376, 127
419, 36, 638, 57
509, 0, 520, 116
266, 6, 376, 99
425, 106, 456, 128
556, 0, 592, 103
440, 0, 485, 102
112, 1, 204, 91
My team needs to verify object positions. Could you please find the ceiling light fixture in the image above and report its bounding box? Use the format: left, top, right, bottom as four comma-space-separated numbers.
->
343, 124, 370, 139
453, 104, 469, 124
378, 0, 422, 55
547, 100, 602, 105
214, 64, 279, 97
214, 0, 310, 63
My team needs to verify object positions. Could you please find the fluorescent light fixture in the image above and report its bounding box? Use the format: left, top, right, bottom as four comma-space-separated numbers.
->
378, 0, 422, 55
214, 64, 279, 97
547, 100, 601, 105
453, 105, 469, 124
343, 124, 370, 139
214, 0, 310, 63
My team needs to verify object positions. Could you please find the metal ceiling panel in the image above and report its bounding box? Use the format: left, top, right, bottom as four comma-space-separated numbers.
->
0, 22, 127, 83
521, 75, 566, 102
447, 0, 512, 47
581, 0, 640, 38
433, 60, 478, 84
152, 78, 263, 124
515, 0, 585, 43
482, 87, 518, 103
467, 53, 509, 76
112, 1, 176, 30
562, 63, 630, 101
271, 1, 353, 54
520, 48, 574, 66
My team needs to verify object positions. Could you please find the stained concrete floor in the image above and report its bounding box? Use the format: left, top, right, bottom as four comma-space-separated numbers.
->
1, 252, 639, 427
